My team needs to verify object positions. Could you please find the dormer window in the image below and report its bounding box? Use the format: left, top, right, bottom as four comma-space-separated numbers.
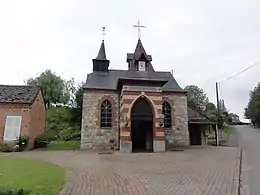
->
138, 61, 146, 71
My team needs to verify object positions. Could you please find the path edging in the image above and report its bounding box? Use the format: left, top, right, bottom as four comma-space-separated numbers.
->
239, 148, 250, 195
231, 147, 240, 195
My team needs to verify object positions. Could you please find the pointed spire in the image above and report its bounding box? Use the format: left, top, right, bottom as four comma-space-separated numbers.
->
93, 40, 109, 72
95, 41, 107, 60
133, 39, 148, 61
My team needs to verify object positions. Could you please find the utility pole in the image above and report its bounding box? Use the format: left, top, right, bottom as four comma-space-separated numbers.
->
216, 82, 220, 115
215, 82, 220, 146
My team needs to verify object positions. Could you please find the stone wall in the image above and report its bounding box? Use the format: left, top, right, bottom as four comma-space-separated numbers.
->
81, 88, 189, 151
163, 93, 190, 149
81, 89, 119, 150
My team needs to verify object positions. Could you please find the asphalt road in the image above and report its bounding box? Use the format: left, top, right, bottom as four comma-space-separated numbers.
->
236, 125, 260, 195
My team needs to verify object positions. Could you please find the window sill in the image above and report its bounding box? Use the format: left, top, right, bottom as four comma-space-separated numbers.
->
100, 127, 112, 130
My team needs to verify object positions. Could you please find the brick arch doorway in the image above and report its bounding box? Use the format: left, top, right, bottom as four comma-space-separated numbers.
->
131, 97, 154, 152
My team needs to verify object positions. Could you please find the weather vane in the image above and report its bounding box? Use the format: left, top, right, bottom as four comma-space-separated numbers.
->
102, 26, 106, 41
133, 20, 146, 40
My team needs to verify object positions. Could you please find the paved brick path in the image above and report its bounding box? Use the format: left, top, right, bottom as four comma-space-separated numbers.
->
10, 146, 240, 195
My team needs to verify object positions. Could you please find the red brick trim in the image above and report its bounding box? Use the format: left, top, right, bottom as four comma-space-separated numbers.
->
162, 92, 187, 96
120, 135, 131, 141
121, 126, 130, 133
154, 126, 165, 142
84, 89, 118, 93
122, 91, 141, 96
157, 108, 162, 115
144, 92, 163, 96
121, 99, 133, 105
120, 107, 129, 116
152, 99, 162, 105
122, 91, 166, 96
155, 136, 165, 141
155, 127, 164, 132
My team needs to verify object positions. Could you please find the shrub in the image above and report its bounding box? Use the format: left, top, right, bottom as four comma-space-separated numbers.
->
34, 134, 50, 149
14, 136, 29, 152
0, 143, 15, 153
58, 129, 81, 141
0, 188, 30, 195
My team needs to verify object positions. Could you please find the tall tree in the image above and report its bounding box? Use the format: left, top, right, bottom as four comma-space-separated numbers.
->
204, 102, 218, 122
245, 83, 260, 126
184, 85, 209, 113
205, 102, 217, 112
26, 69, 70, 108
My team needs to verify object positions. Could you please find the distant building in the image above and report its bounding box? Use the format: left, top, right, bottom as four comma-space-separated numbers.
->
228, 113, 240, 124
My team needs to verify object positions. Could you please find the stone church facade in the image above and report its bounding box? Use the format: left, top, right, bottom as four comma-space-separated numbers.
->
81, 39, 189, 152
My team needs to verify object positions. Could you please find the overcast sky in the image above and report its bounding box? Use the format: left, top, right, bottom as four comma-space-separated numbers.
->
0, 0, 260, 121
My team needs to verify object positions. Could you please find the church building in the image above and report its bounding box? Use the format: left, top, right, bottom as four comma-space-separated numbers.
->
81, 37, 190, 152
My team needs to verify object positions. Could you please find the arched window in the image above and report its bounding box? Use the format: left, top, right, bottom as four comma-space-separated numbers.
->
162, 101, 172, 128
100, 100, 112, 128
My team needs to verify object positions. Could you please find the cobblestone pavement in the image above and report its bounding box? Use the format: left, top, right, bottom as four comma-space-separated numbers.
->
10, 146, 240, 195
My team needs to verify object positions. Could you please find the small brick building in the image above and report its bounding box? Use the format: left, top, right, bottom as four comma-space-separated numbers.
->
81, 39, 190, 152
0, 85, 46, 149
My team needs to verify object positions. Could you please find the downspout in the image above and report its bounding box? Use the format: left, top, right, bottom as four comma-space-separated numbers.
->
117, 92, 121, 150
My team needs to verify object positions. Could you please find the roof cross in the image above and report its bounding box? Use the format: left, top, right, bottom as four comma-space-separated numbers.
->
133, 20, 146, 40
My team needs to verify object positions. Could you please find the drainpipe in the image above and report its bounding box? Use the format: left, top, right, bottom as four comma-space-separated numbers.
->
117, 92, 120, 150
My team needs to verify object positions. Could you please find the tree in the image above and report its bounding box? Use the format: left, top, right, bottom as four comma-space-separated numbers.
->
204, 102, 218, 122
205, 102, 217, 112
245, 83, 260, 126
68, 83, 84, 129
26, 69, 70, 108
184, 85, 209, 113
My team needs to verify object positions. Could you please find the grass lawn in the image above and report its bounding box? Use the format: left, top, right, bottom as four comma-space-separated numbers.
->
41, 141, 80, 151
0, 156, 65, 195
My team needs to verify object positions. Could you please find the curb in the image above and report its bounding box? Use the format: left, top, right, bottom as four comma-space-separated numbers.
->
232, 147, 241, 195
239, 149, 250, 195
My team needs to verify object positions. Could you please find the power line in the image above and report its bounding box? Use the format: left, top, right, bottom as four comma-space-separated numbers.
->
218, 60, 260, 84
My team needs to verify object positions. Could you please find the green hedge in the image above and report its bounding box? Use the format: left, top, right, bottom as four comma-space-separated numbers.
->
0, 189, 30, 195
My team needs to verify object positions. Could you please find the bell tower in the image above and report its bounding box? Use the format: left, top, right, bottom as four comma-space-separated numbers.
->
92, 27, 110, 72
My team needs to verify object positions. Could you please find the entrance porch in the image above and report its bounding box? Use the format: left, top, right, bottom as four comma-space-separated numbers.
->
119, 95, 165, 153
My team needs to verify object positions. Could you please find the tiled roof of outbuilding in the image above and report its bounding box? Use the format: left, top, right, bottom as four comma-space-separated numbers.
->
188, 107, 217, 124
0, 85, 40, 104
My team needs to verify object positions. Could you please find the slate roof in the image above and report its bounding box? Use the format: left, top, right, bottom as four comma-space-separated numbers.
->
133, 39, 149, 62
188, 107, 216, 124
84, 39, 186, 93
84, 70, 184, 92
95, 40, 107, 60
0, 85, 40, 104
